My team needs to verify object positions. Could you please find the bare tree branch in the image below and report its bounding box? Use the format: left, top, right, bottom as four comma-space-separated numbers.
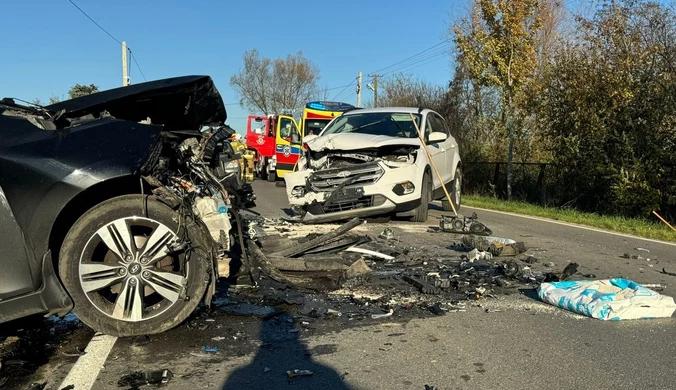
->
230, 50, 320, 115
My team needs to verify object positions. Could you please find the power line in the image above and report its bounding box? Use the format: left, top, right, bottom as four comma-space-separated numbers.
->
367, 39, 451, 76
129, 50, 147, 81
68, 0, 148, 82
67, 0, 122, 45
331, 77, 357, 101
323, 82, 358, 92
380, 48, 448, 76
380, 50, 448, 77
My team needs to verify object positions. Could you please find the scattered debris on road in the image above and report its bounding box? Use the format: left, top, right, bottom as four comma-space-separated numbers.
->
661, 268, 676, 277
117, 369, 173, 388
287, 369, 314, 378
202, 346, 220, 353
538, 278, 676, 320
371, 309, 395, 319
379, 228, 395, 240
26, 382, 46, 390
461, 235, 527, 257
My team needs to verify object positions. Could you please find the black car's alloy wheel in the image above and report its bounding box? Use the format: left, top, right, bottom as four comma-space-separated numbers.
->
59, 195, 208, 337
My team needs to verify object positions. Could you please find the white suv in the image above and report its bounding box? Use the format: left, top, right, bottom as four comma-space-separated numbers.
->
283, 107, 461, 223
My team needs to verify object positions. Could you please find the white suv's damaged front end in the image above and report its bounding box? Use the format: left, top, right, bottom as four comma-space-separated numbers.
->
284, 133, 426, 223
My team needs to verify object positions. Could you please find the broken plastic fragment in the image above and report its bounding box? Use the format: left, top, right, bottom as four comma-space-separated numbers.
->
371, 309, 394, 319
467, 248, 492, 263
287, 369, 314, 378
345, 247, 394, 260
379, 228, 395, 240
203, 346, 220, 353
521, 255, 538, 264
346, 258, 373, 278
429, 303, 447, 315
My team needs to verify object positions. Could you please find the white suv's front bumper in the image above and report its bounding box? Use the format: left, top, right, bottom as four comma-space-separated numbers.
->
285, 161, 424, 223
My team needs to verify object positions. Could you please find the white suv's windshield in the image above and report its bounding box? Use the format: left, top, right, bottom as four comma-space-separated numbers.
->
320, 112, 422, 138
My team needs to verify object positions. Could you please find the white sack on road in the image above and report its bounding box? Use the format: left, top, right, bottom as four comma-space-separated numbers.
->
538, 278, 676, 320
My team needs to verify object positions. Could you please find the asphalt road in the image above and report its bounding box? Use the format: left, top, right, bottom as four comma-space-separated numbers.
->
13, 180, 676, 390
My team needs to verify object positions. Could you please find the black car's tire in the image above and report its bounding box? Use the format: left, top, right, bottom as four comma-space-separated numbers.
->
442, 166, 462, 212
267, 170, 277, 182
58, 194, 209, 337
411, 172, 432, 222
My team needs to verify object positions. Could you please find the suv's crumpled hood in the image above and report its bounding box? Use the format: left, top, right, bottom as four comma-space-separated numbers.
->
307, 133, 421, 152
47, 75, 226, 130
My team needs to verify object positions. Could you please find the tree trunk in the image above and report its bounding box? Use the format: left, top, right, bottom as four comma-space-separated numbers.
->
506, 93, 515, 200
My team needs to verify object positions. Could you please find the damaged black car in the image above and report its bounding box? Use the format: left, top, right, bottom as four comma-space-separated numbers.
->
0, 76, 255, 337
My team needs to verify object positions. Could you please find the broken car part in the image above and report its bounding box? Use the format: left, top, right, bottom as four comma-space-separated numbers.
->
371, 308, 394, 319
439, 213, 493, 236
461, 235, 527, 256
379, 228, 395, 240
402, 275, 442, 295
271, 217, 363, 258
117, 369, 174, 387
344, 246, 395, 260
287, 369, 314, 379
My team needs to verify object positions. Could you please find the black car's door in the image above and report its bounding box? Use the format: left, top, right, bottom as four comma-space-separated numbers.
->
0, 185, 37, 300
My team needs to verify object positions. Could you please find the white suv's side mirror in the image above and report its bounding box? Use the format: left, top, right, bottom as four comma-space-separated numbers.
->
428, 132, 448, 143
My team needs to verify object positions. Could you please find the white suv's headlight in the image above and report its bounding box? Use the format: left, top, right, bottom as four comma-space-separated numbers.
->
392, 181, 415, 195
291, 186, 305, 197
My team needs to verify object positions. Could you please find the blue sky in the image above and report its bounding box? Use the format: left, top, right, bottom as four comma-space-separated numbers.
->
2, 1, 669, 132
1, 0, 466, 132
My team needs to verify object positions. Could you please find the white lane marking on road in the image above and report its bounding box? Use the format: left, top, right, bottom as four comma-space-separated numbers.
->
59, 333, 117, 390
460, 205, 676, 247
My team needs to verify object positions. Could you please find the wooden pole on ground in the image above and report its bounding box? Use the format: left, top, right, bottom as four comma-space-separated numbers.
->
652, 210, 676, 232
409, 113, 458, 216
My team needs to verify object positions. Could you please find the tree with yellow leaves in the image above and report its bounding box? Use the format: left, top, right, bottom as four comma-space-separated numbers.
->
454, 0, 542, 199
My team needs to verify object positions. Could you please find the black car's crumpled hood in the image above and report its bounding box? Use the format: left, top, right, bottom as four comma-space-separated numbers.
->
46, 75, 226, 130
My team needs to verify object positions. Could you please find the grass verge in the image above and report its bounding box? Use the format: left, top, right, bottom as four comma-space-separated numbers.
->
462, 195, 676, 243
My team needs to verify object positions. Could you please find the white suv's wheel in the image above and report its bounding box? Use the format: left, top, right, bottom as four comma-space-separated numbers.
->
59, 195, 209, 337
442, 166, 462, 212
411, 172, 432, 222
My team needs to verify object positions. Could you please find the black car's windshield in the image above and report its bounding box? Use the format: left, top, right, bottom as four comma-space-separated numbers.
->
320, 112, 421, 138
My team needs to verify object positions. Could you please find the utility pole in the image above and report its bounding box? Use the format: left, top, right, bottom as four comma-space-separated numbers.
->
367, 74, 380, 107
356, 72, 362, 108
122, 41, 130, 86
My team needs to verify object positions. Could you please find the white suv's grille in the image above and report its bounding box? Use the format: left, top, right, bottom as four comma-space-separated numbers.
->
309, 163, 384, 191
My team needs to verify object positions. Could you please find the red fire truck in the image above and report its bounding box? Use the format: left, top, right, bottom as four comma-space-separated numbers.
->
244, 113, 302, 182
244, 115, 276, 181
